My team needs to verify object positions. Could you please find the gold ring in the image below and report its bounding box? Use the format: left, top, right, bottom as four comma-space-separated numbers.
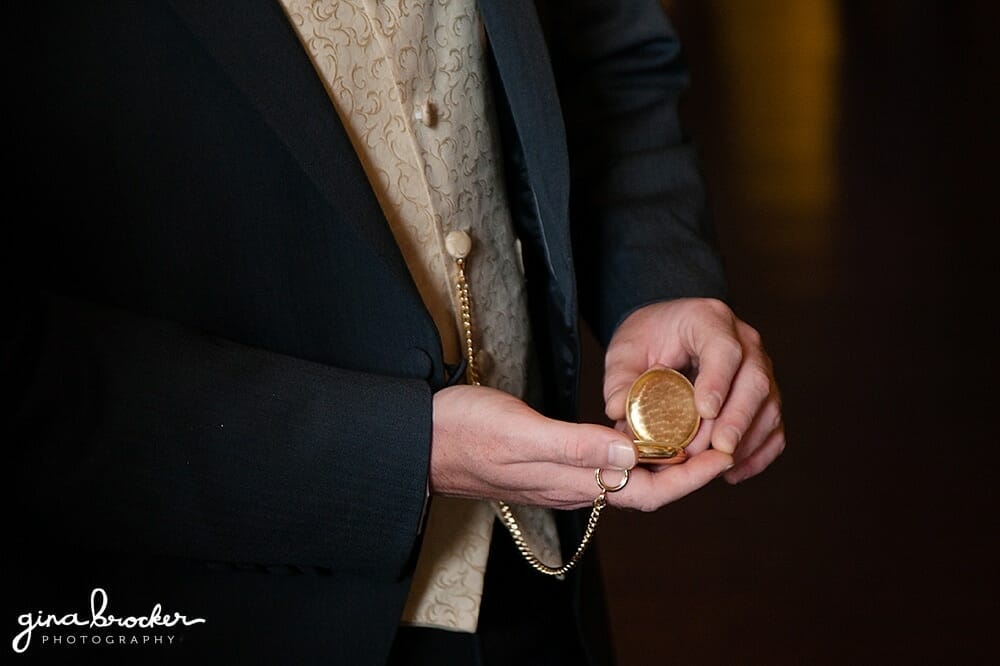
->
595, 467, 629, 493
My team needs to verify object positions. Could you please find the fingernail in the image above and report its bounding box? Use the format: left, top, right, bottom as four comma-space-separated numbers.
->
700, 392, 722, 419
714, 426, 740, 454
608, 441, 636, 470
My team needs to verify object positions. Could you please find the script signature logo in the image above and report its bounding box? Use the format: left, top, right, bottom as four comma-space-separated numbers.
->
12, 587, 206, 654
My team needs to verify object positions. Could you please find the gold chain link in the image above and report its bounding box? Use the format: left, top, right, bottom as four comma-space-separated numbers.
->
453, 255, 605, 577
497, 491, 608, 577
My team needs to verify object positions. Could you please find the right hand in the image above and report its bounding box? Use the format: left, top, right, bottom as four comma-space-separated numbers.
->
430, 384, 730, 511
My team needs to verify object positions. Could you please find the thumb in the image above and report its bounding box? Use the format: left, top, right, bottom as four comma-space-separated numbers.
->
533, 419, 637, 471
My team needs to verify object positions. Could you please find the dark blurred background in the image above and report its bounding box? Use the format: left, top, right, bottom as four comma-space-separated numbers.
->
587, 2, 999, 663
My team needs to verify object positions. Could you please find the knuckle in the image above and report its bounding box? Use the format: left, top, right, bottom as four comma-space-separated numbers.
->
749, 366, 772, 397
769, 409, 783, 434
760, 346, 775, 369
702, 297, 733, 319
773, 432, 787, 457
729, 404, 756, 430
718, 337, 744, 366
740, 322, 763, 347
605, 339, 638, 368
560, 435, 587, 467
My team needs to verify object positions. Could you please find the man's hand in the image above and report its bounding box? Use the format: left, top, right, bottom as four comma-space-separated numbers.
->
429, 298, 783, 512
430, 385, 737, 510
429, 381, 747, 512
603, 298, 785, 507
429, 384, 638, 509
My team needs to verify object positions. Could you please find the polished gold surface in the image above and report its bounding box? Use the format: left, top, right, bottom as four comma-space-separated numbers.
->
626, 368, 700, 464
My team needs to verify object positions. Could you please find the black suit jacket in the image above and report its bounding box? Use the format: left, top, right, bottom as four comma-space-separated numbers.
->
3, 1, 726, 663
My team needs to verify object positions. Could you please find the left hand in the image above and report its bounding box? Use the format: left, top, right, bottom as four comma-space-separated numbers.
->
602, 298, 785, 508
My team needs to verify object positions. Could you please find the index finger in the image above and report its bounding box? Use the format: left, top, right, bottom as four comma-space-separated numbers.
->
603, 351, 656, 422
687, 319, 744, 420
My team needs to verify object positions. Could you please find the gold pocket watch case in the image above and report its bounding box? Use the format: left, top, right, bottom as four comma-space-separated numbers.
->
625, 367, 701, 464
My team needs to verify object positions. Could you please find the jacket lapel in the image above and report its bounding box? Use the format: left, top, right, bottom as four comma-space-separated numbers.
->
479, 0, 579, 414
478, 0, 574, 298
165, 0, 417, 293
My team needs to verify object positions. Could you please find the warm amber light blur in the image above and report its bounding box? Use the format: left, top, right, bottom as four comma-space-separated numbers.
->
708, 1, 839, 213
663, 0, 841, 296
715, 0, 839, 296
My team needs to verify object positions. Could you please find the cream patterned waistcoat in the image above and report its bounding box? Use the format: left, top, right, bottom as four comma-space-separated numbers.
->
279, 0, 561, 632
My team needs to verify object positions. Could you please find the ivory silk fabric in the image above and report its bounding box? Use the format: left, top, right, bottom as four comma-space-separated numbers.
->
279, 0, 561, 632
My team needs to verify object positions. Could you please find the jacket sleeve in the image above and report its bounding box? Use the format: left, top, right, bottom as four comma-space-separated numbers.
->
4, 291, 432, 578
1, 2, 434, 580
541, 0, 729, 345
